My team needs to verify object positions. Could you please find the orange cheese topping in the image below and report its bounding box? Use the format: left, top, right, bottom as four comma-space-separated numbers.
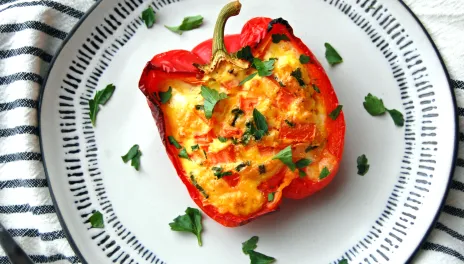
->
159, 41, 336, 216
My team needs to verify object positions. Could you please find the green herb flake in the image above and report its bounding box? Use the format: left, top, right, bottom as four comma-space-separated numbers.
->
242, 236, 276, 264
236, 46, 254, 63
169, 207, 203, 246
291, 68, 305, 86
178, 148, 190, 160
190, 174, 208, 198
271, 34, 290, 43
284, 119, 295, 127
387, 109, 405, 127
89, 84, 116, 126
200, 85, 228, 119
239, 72, 258, 86
218, 136, 228, 143
121, 144, 142, 171
203, 150, 207, 159
268, 192, 275, 202
319, 167, 330, 179
159, 87, 172, 104
141, 6, 156, 28
298, 169, 307, 178
363, 93, 386, 116
236, 161, 250, 172
329, 105, 343, 120
212, 167, 232, 179
165, 15, 203, 35
357, 154, 370, 176
89, 211, 104, 228
258, 164, 266, 174
279, 81, 286, 87
363, 93, 404, 127
312, 84, 321, 93
272, 146, 296, 171
338, 259, 349, 264
242, 236, 259, 254
296, 158, 312, 169
305, 145, 318, 152
324, 43, 343, 66
231, 108, 244, 126
253, 58, 275, 77
299, 54, 311, 64
168, 136, 182, 149
195, 104, 205, 111
253, 109, 269, 135
191, 144, 199, 151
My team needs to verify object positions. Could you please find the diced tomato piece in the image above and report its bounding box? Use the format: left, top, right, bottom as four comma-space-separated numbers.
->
258, 146, 277, 156
258, 167, 286, 192
279, 123, 316, 143
209, 146, 236, 164
277, 88, 297, 109
194, 130, 215, 144
222, 173, 240, 187
220, 127, 242, 138
239, 96, 258, 112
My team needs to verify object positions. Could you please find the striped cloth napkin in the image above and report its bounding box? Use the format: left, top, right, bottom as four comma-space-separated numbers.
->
0, 0, 462, 263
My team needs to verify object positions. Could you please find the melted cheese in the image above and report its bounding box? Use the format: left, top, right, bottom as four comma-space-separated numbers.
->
159, 40, 334, 216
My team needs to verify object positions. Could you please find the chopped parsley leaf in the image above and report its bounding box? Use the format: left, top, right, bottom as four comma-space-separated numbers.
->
89, 211, 104, 228
291, 68, 305, 86
329, 105, 343, 120
253, 58, 275, 77
191, 144, 199, 151
218, 136, 228, 143
236, 161, 251, 172
141, 6, 156, 28
319, 167, 330, 179
284, 119, 295, 127
168, 136, 182, 149
357, 154, 370, 176
268, 192, 275, 202
231, 108, 244, 127
272, 146, 296, 171
258, 164, 266, 174
299, 54, 311, 64
178, 148, 190, 160
159, 86, 172, 104
236, 46, 254, 63
165, 15, 203, 35
272, 34, 290, 43
312, 84, 321, 93
200, 85, 228, 119
325, 43, 343, 65
169, 207, 203, 246
190, 174, 208, 198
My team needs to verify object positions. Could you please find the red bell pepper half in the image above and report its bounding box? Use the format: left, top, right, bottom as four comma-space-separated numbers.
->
139, 1, 345, 227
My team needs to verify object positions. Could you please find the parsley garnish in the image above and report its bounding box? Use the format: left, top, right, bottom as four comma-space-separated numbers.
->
195, 104, 205, 111
231, 108, 244, 126
191, 144, 199, 151
329, 105, 343, 120
89, 84, 115, 126
190, 174, 208, 198
357, 154, 370, 176
200, 85, 228, 119
158, 87, 172, 104
291, 68, 305, 86
212, 167, 232, 179
253, 109, 268, 136
236, 161, 251, 172
236, 46, 254, 63
319, 167, 330, 179
165, 15, 203, 35
253, 58, 275, 77
168, 136, 182, 149
88, 211, 104, 228
312, 84, 321, 93
325, 43, 343, 65
218, 137, 228, 143
363, 93, 404, 127
239, 72, 258, 86
272, 34, 289, 43
272, 146, 296, 171
296, 158, 311, 178
169, 207, 203, 246
178, 148, 190, 160
141, 6, 156, 28
268, 192, 275, 202
299, 54, 310, 64
258, 164, 266, 174
242, 236, 276, 264
121, 144, 142, 171
339, 259, 349, 264
305, 145, 318, 152
284, 119, 295, 127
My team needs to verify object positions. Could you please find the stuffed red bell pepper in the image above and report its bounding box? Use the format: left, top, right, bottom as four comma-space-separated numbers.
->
138, 1, 345, 227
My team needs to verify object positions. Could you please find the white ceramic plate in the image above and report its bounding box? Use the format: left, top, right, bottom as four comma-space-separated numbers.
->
39, 0, 457, 263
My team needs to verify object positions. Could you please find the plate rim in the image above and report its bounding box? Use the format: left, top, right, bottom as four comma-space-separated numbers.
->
37, 0, 458, 263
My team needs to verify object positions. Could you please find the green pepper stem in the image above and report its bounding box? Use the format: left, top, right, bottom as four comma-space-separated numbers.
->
212, 1, 241, 56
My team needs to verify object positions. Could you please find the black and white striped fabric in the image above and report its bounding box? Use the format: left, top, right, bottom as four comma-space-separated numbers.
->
0, 0, 462, 263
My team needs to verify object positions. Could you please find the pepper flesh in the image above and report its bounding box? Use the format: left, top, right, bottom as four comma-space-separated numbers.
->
139, 1, 345, 227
